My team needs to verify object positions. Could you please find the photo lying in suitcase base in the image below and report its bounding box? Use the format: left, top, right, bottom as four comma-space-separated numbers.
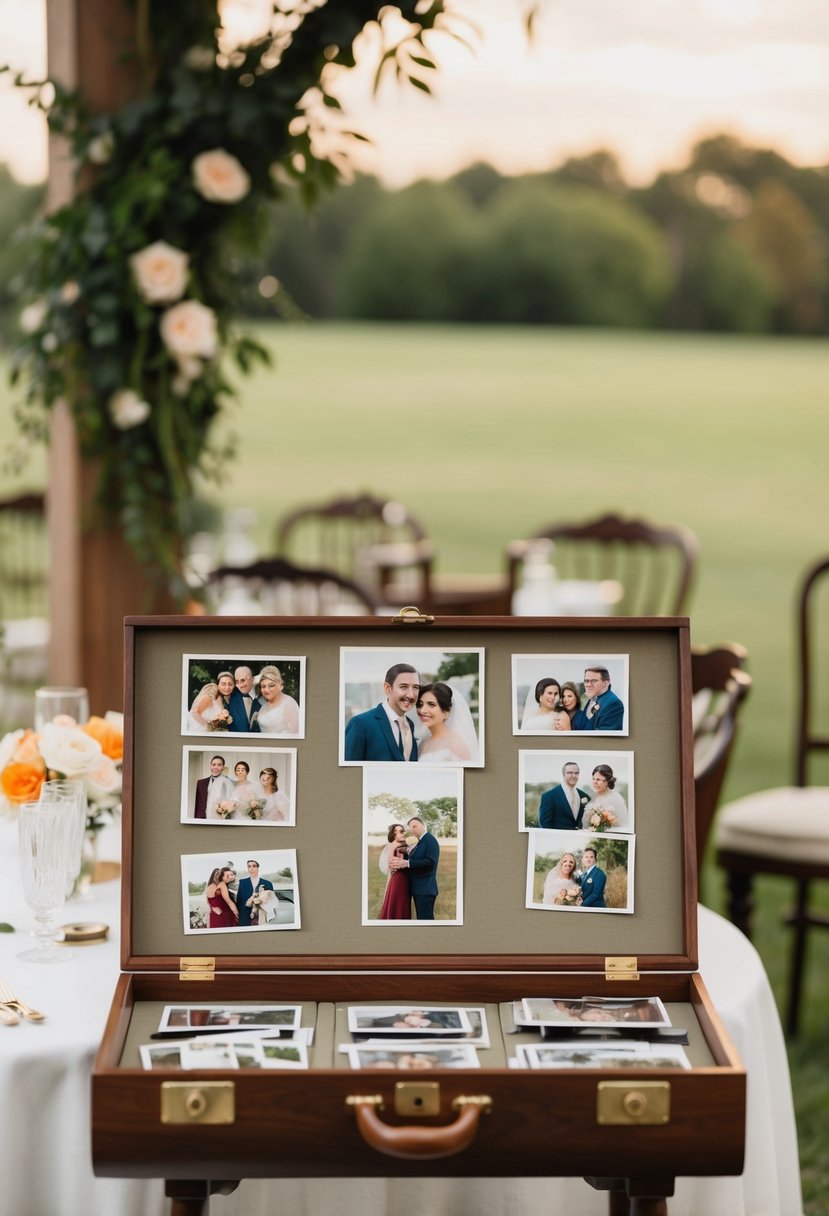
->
180, 850, 300, 933
526, 829, 635, 914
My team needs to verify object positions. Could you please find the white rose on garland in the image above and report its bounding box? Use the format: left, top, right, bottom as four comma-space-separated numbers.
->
130, 240, 189, 305
87, 131, 115, 164
161, 299, 218, 359
192, 148, 250, 204
39, 722, 103, 777
109, 389, 151, 430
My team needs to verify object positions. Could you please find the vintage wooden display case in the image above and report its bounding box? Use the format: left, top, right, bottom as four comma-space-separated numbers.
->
92, 614, 745, 1216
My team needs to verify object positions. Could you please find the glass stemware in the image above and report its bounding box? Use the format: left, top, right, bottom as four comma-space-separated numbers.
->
17, 799, 76, 963
38, 779, 88, 900
33, 685, 89, 732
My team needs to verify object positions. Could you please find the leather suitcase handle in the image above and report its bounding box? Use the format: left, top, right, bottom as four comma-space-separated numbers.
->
348, 1095, 491, 1160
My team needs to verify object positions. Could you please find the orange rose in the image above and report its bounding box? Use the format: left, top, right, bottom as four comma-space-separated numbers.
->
1, 760, 46, 803
82, 715, 123, 761
12, 729, 42, 764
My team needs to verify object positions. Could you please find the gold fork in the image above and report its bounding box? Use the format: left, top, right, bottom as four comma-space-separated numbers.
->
0, 1002, 19, 1026
0, 978, 45, 1022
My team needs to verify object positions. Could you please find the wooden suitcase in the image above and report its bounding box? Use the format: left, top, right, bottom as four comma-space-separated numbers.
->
92, 613, 745, 1216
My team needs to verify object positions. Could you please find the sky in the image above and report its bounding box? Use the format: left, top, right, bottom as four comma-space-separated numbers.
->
1, 0, 828, 186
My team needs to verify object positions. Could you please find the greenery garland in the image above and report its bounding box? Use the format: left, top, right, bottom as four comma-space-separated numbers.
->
4, 0, 452, 599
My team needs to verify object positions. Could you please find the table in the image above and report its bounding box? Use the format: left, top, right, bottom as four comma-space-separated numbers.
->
0, 817, 802, 1216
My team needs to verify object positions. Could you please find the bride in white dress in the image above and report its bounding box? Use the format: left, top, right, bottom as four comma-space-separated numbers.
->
188, 672, 234, 732
254, 665, 300, 736
416, 682, 479, 765
258, 767, 290, 822
542, 852, 582, 905
521, 677, 569, 732
581, 764, 629, 831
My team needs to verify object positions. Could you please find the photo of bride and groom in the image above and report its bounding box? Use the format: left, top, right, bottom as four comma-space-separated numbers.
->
362, 766, 463, 925
341, 647, 484, 767
182, 655, 305, 738
181, 848, 300, 934
526, 829, 634, 915
512, 654, 629, 737
181, 746, 296, 826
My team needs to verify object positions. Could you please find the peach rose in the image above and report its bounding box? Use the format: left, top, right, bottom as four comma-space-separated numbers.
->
130, 240, 189, 305
82, 715, 123, 761
192, 148, 250, 204
160, 299, 218, 359
12, 729, 42, 765
0, 760, 45, 804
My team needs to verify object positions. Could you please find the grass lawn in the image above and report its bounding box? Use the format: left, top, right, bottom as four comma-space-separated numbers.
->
2, 322, 828, 1209
366, 840, 458, 922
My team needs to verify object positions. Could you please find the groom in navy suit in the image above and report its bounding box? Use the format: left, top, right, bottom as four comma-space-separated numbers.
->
235, 859, 275, 926
581, 666, 624, 731
344, 664, 421, 762
227, 666, 261, 734
538, 761, 592, 829
389, 816, 440, 919
579, 847, 607, 908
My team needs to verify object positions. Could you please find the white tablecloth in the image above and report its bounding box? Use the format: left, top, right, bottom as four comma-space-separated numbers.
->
0, 818, 802, 1216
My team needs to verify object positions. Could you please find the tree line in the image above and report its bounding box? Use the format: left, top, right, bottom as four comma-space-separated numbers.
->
3, 133, 827, 335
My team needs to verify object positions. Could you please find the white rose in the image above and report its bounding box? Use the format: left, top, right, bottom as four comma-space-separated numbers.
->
160, 299, 218, 359
109, 389, 151, 430
40, 723, 102, 777
130, 240, 189, 305
85, 754, 122, 801
88, 131, 115, 164
192, 148, 250, 204
0, 729, 25, 771
20, 299, 47, 333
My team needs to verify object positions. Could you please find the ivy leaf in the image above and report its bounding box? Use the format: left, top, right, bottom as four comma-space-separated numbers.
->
0, 923, 14, 933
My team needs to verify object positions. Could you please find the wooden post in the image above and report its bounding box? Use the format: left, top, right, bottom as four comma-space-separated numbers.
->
45, 0, 176, 714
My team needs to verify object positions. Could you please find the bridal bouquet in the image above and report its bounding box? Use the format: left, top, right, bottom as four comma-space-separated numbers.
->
555, 885, 583, 907
243, 798, 266, 821
206, 708, 232, 732
0, 712, 123, 831
583, 808, 617, 833
214, 799, 238, 819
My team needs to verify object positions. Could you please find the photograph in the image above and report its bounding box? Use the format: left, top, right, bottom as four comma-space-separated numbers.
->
526, 829, 635, 915
157, 1004, 302, 1033
519, 750, 634, 833
346, 1044, 480, 1070
179, 1040, 238, 1070
181, 849, 300, 934
340, 646, 484, 766
518, 1043, 691, 1070
138, 1044, 184, 1071
362, 765, 463, 925
348, 1006, 473, 1035
180, 746, 296, 826
181, 654, 306, 738
518, 996, 670, 1028
512, 654, 629, 736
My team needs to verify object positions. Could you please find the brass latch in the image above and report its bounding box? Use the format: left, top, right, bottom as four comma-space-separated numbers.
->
596, 1081, 670, 1125
604, 956, 639, 981
394, 1082, 441, 1117
392, 606, 435, 625
179, 956, 216, 981
161, 1081, 235, 1125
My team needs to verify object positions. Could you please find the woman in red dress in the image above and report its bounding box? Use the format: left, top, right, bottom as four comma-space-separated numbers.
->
378, 824, 412, 920
205, 866, 239, 929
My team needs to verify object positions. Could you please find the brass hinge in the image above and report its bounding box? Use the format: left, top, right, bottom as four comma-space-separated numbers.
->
179, 956, 216, 981
392, 605, 434, 625
604, 956, 639, 981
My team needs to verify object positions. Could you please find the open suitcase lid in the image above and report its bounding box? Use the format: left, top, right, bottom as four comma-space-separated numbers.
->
121, 614, 697, 975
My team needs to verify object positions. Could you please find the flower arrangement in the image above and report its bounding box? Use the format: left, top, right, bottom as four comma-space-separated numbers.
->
0, 711, 123, 832
554, 885, 583, 907
244, 798, 266, 820
584, 808, 617, 833
214, 799, 238, 819
3, 1, 451, 597
206, 707, 232, 731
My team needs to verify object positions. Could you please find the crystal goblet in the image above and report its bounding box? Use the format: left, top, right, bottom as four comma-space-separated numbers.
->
39, 779, 88, 900
17, 799, 76, 963
33, 685, 89, 732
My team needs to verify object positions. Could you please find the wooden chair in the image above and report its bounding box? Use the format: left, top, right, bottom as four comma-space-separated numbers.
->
690, 643, 752, 869
275, 493, 433, 610
0, 491, 48, 621
715, 554, 829, 1036
205, 556, 379, 617
506, 513, 698, 616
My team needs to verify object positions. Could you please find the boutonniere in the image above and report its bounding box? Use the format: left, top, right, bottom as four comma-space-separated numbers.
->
580, 794, 589, 805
